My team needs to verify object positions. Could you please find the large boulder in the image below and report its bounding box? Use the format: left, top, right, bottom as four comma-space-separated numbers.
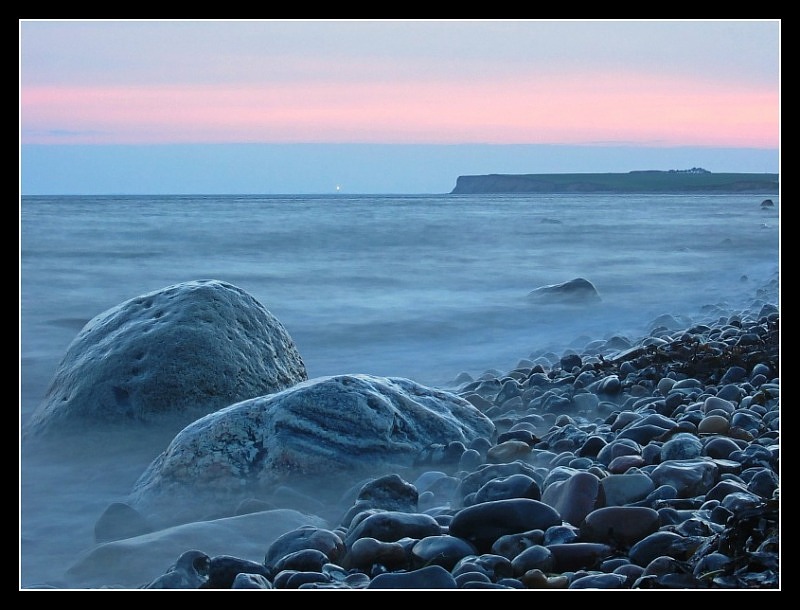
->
129, 374, 495, 526
25, 280, 308, 437
527, 278, 601, 304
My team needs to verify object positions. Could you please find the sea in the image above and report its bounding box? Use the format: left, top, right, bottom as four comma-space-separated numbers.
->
19, 192, 780, 587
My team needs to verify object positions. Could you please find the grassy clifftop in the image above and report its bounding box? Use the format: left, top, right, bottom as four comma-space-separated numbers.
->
450, 171, 779, 194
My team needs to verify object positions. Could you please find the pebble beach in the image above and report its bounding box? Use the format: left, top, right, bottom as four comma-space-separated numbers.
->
28, 275, 778, 591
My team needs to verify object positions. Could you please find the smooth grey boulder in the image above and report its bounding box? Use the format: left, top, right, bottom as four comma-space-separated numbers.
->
66, 509, 326, 589
527, 278, 601, 304
25, 280, 308, 437
129, 374, 495, 525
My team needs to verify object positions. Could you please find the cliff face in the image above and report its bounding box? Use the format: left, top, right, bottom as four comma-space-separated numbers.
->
450, 173, 779, 194
452, 175, 575, 194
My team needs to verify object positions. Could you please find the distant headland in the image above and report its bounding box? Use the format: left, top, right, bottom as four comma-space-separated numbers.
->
450, 169, 779, 194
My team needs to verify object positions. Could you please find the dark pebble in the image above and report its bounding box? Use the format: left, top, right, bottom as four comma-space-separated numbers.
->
449, 499, 561, 552
366, 565, 458, 589
410, 535, 477, 570
231, 573, 272, 589
205, 555, 269, 589
344, 511, 441, 547
568, 573, 628, 589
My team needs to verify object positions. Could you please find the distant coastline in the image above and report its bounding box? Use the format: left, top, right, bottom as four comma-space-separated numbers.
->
450, 170, 779, 194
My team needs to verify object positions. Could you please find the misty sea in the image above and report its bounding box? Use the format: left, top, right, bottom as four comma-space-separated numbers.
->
20, 192, 779, 587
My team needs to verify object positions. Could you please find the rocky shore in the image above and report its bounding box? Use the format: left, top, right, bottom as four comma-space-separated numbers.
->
25, 279, 779, 590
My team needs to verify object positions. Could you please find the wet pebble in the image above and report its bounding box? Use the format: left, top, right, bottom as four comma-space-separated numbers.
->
231, 572, 272, 589
541, 471, 602, 526
410, 535, 477, 570
344, 511, 441, 547
569, 573, 628, 589
204, 555, 270, 589
449, 499, 561, 552
473, 474, 541, 504
546, 543, 614, 572
650, 459, 718, 497
510, 545, 553, 575
580, 507, 660, 547
342, 537, 409, 571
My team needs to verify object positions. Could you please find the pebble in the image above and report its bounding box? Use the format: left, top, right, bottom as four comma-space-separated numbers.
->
410, 535, 477, 571
490, 530, 545, 560
600, 472, 655, 506
650, 459, 718, 497
204, 555, 270, 589
546, 542, 614, 572
540, 471, 602, 526
473, 474, 541, 504
341, 537, 408, 572
449, 499, 561, 552
344, 511, 442, 547
580, 507, 660, 547
510, 545, 554, 575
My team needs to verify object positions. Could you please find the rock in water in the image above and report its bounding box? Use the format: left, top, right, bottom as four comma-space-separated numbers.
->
527, 278, 601, 304
144, 550, 210, 589
129, 374, 495, 525
24, 280, 308, 437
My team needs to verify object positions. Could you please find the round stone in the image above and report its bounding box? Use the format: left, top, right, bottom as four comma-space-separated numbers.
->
342, 537, 408, 571
449, 499, 562, 553
367, 566, 458, 589
473, 474, 541, 504
650, 459, 718, 498
542, 524, 579, 546
355, 474, 419, 513
264, 527, 345, 570
704, 396, 735, 415
660, 433, 703, 461
596, 439, 642, 466
546, 543, 614, 572
510, 545, 554, 575
569, 573, 628, 589
411, 535, 477, 571
628, 531, 686, 567
580, 506, 660, 547
702, 436, 742, 459
205, 555, 270, 589
697, 415, 730, 435
231, 573, 272, 589
271, 548, 330, 574
487, 440, 532, 462
607, 454, 646, 474
540, 471, 601, 527
490, 529, 545, 560
344, 511, 442, 547
599, 472, 655, 506
456, 462, 540, 501
705, 480, 749, 503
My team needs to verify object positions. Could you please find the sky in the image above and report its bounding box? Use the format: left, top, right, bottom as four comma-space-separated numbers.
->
19, 19, 780, 194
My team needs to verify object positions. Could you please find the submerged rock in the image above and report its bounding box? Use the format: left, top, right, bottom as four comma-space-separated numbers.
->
25, 280, 308, 437
129, 374, 495, 525
527, 278, 601, 304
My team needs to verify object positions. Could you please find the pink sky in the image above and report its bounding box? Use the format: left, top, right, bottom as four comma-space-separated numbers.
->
20, 20, 780, 149
21, 74, 778, 147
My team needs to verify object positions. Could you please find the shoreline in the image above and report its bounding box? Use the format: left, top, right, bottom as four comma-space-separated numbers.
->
21, 272, 779, 589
